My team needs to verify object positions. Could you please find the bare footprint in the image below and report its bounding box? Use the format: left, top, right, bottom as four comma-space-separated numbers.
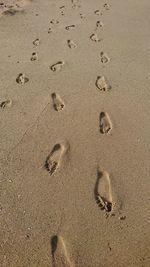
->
16, 73, 29, 84
65, 25, 75, 30
103, 3, 110, 10
90, 33, 102, 42
95, 76, 111, 91
100, 52, 110, 63
80, 13, 86, 19
94, 9, 102, 16
30, 52, 38, 61
50, 19, 59, 25
96, 20, 104, 29
67, 40, 77, 49
45, 144, 66, 176
0, 99, 12, 110
94, 170, 113, 212
48, 27, 53, 34
51, 93, 65, 111
99, 112, 112, 134
60, 6, 65, 16
51, 235, 74, 267
50, 61, 65, 72
33, 38, 40, 46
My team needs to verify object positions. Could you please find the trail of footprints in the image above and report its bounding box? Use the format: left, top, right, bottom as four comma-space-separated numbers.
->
2, 1, 122, 264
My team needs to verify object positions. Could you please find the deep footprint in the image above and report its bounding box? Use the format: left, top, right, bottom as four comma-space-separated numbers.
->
95, 76, 111, 91
50, 61, 65, 72
33, 38, 40, 46
94, 170, 113, 212
16, 73, 29, 84
99, 112, 112, 134
65, 25, 75, 30
51, 93, 65, 111
51, 235, 73, 267
45, 144, 65, 176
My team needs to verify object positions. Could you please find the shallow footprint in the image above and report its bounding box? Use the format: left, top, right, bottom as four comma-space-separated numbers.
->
50, 61, 65, 72
50, 19, 59, 25
51, 93, 65, 111
65, 25, 75, 30
99, 112, 112, 134
90, 33, 101, 42
67, 39, 77, 49
33, 38, 40, 46
95, 76, 111, 91
0, 99, 12, 110
103, 3, 110, 10
45, 144, 65, 176
94, 9, 102, 16
100, 52, 110, 63
16, 73, 29, 84
59, 6, 65, 16
51, 235, 74, 267
94, 170, 113, 212
96, 20, 104, 30
30, 52, 38, 61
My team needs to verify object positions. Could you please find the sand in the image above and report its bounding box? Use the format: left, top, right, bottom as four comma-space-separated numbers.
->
0, 0, 150, 266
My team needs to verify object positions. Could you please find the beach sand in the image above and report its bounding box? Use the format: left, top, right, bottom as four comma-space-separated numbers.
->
0, 0, 150, 266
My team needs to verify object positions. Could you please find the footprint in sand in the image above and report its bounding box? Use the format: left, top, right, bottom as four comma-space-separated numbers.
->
51, 93, 65, 111
48, 27, 53, 34
33, 38, 40, 46
94, 170, 113, 212
50, 19, 59, 25
65, 25, 75, 30
50, 61, 65, 72
30, 52, 38, 61
80, 13, 86, 19
103, 3, 110, 10
99, 112, 112, 134
94, 9, 102, 16
60, 6, 65, 16
16, 73, 29, 84
0, 99, 12, 110
51, 235, 74, 267
96, 20, 104, 29
90, 33, 102, 42
67, 39, 77, 49
95, 76, 111, 91
100, 52, 110, 63
71, 0, 81, 9
45, 144, 67, 176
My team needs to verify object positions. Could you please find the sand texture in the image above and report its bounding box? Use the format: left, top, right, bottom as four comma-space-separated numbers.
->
0, 0, 150, 266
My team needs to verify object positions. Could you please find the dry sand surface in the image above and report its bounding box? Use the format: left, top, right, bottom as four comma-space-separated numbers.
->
0, 0, 150, 266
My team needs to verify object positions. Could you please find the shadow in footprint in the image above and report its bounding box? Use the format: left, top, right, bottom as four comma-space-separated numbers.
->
95, 76, 111, 91
50, 235, 74, 267
67, 40, 77, 49
99, 112, 112, 134
100, 52, 110, 64
0, 99, 12, 110
51, 93, 65, 111
90, 33, 102, 42
16, 73, 29, 84
50, 61, 65, 72
94, 169, 112, 212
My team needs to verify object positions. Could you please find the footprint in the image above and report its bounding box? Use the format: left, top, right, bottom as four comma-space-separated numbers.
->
100, 52, 110, 63
51, 235, 74, 267
94, 9, 102, 16
0, 99, 12, 110
16, 73, 29, 84
67, 40, 77, 49
50, 61, 65, 72
30, 52, 38, 61
80, 13, 86, 19
65, 25, 75, 30
96, 20, 104, 29
95, 76, 111, 91
33, 38, 40, 46
51, 93, 65, 111
50, 19, 59, 25
71, 0, 81, 9
99, 112, 112, 134
60, 6, 65, 16
103, 3, 110, 10
48, 27, 53, 34
94, 170, 113, 212
90, 33, 102, 42
45, 144, 66, 176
